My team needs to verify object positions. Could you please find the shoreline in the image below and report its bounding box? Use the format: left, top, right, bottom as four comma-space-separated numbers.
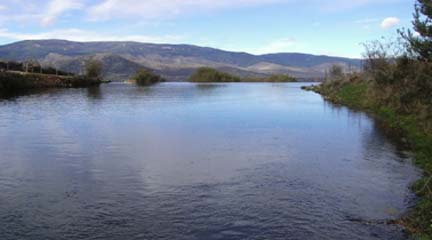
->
302, 81, 432, 238
0, 71, 105, 94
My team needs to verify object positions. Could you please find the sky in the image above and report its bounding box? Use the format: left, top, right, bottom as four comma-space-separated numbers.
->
0, 0, 415, 58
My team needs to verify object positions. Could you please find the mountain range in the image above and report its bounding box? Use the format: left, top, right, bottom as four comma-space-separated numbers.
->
0, 40, 362, 81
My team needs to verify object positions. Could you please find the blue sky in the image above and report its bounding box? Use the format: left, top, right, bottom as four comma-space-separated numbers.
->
0, 0, 414, 58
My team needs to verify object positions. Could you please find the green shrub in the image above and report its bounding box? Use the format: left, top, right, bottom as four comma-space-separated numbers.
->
132, 69, 164, 86
265, 74, 297, 82
189, 67, 241, 82
189, 68, 297, 83
243, 74, 297, 82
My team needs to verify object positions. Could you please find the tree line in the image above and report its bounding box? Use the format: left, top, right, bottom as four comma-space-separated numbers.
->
0, 59, 104, 80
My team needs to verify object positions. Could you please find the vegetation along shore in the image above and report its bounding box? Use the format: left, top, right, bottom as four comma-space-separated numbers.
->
0, 59, 106, 94
303, 1, 432, 238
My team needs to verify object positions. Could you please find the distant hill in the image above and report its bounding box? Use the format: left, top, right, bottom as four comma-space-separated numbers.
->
0, 40, 362, 81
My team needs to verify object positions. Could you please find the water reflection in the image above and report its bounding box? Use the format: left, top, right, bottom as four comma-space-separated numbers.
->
195, 83, 227, 91
323, 99, 411, 156
0, 88, 61, 101
0, 83, 419, 240
86, 86, 103, 100
322, 100, 418, 221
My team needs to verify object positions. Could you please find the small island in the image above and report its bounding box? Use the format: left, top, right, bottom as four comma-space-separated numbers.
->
189, 67, 297, 83
0, 59, 105, 94
129, 69, 165, 86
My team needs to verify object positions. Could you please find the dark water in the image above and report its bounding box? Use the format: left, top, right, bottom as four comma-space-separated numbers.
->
0, 83, 420, 240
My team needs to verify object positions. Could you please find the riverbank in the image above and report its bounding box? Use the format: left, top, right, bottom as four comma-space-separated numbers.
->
303, 77, 432, 239
0, 71, 105, 94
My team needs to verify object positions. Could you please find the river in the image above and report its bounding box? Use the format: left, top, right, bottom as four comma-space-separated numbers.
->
0, 82, 420, 240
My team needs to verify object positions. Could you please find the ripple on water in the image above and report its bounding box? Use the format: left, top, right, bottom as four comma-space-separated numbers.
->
0, 83, 419, 240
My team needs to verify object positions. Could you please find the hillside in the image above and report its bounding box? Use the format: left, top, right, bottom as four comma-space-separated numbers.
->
0, 40, 362, 81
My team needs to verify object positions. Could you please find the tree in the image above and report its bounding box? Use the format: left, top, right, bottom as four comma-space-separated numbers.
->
84, 59, 103, 79
399, 0, 432, 61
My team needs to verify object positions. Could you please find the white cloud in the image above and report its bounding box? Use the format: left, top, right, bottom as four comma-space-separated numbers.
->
0, 0, 83, 27
0, 0, 405, 26
381, 17, 400, 29
41, 0, 83, 26
317, 0, 399, 11
87, 0, 283, 21
0, 28, 184, 43
85, 0, 405, 22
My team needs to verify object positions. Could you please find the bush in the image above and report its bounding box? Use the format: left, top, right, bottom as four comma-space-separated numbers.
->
266, 74, 297, 82
243, 74, 297, 82
189, 67, 241, 82
132, 69, 164, 86
361, 39, 405, 85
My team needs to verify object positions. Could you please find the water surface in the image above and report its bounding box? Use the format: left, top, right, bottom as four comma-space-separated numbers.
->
0, 83, 419, 240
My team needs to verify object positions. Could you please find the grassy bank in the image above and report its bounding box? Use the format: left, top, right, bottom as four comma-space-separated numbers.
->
189, 67, 297, 83
304, 76, 432, 238
0, 71, 103, 94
